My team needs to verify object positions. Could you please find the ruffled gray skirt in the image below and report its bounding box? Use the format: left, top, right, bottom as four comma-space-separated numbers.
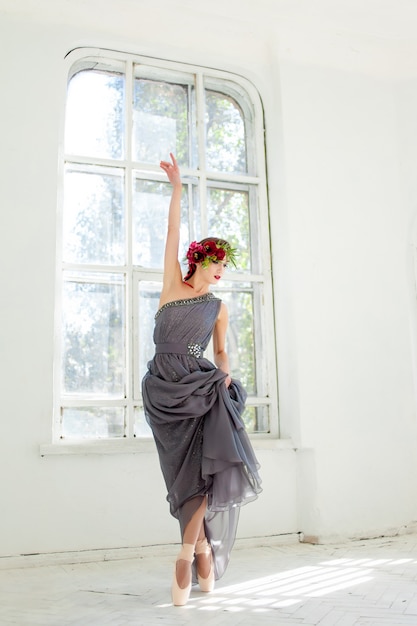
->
142, 358, 262, 580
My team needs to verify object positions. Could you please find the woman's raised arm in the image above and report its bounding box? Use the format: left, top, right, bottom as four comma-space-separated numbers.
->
159, 153, 183, 293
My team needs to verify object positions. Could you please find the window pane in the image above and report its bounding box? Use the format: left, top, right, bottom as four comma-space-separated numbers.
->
138, 281, 161, 381
62, 273, 125, 396
61, 407, 125, 439
205, 90, 247, 173
215, 284, 256, 394
242, 406, 270, 434
63, 167, 124, 265
134, 406, 152, 437
133, 78, 191, 166
207, 187, 251, 272
65, 70, 124, 160
132, 179, 189, 268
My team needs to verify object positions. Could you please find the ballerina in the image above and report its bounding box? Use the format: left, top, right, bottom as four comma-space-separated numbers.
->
142, 153, 262, 606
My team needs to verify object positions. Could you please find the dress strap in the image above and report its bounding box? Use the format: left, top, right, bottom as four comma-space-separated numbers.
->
155, 342, 204, 358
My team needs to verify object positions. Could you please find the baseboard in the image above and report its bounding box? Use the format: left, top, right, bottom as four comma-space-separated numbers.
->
0, 532, 301, 571
299, 521, 417, 545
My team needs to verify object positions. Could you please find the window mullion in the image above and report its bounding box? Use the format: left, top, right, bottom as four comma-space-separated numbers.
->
125, 59, 134, 438
187, 181, 196, 243
62, 263, 127, 276
205, 172, 260, 185
196, 72, 207, 235
66, 155, 130, 170
188, 83, 194, 169
132, 272, 140, 422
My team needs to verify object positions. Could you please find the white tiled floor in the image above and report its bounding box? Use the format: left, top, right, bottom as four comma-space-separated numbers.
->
2, 534, 417, 625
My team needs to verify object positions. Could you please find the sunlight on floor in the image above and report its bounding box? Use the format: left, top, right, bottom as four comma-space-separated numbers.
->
157, 556, 416, 612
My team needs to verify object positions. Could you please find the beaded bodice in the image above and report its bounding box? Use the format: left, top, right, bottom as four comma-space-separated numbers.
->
153, 293, 221, 352
155, 292, 219, 319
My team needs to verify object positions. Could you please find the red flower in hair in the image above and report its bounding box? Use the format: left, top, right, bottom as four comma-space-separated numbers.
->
186, 241, 205, 264
185, 239, 238, 270
203, 241, 218, 255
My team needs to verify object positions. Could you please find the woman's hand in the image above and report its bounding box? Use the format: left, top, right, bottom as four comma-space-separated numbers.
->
225, 374, 232, 388
160, 153, 181, 187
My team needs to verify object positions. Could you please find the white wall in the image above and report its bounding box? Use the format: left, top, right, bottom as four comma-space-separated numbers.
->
277, 57, 417, 540
1, 1, 417, 557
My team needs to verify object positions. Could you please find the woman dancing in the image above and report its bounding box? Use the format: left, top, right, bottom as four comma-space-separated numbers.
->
142, 153, 262, 606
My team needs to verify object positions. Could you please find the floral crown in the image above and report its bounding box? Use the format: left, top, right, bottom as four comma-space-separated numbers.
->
185, 239, 238, 269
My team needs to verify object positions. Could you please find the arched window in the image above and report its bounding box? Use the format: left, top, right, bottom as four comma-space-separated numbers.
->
55, 49, 277, 443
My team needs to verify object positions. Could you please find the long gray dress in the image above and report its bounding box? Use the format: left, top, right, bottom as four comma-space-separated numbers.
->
142, 292, 262, 580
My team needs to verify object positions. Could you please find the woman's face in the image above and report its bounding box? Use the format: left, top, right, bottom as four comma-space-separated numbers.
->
202, 259, 228, 284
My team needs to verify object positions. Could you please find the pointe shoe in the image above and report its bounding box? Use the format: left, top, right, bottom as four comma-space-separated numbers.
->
171, 543, 195, 606
195, 538, 215, 592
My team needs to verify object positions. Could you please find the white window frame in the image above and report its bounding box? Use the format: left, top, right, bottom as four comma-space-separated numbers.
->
47, 47, 278, 452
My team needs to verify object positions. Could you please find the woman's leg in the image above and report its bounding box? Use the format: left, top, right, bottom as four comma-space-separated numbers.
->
176, 497, 207, 588
195, 521, 211, 579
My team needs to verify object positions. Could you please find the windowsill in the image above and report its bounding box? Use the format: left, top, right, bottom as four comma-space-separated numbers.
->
40, 437, 295, 456
40, 438, 158, 456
